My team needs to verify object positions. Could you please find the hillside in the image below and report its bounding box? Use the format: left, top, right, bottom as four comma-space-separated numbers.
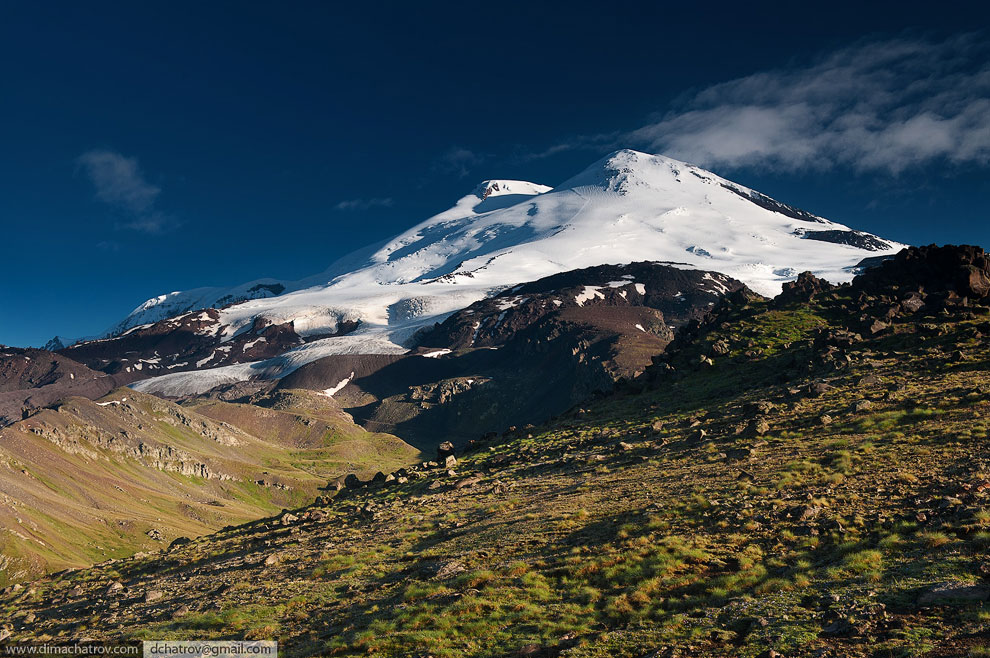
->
0, 388, 418, 586
4, 246, 988, 656
0, 346, 135, 426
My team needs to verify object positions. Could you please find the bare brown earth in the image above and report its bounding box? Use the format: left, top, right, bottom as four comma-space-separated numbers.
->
0, 346, 135, 426
0, 388, 418, 586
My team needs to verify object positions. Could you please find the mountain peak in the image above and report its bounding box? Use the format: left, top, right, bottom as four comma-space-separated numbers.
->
556, 148, 700, 193
98, 149, 903, 396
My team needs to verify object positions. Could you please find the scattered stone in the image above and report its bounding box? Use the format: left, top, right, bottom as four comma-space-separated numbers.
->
264, 553, 280, 566
820, 414, 833, 426
737, 470, 755, 482
854, 399, 874, 412
344, 474, 363, 490
518, 644, 542, 657
146, 528, 165, 541
618, 441, 634, 451
144, 590, 164, 603
280, 513, 299, 526
171, 605, 190, 619
444, 455, 457, 468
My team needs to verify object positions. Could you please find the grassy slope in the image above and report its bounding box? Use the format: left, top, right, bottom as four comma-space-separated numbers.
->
0, 389, 419, 587
2, 290, 989, 657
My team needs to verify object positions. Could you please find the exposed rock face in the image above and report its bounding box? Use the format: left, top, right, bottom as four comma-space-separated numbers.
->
775, 271, 836, 305
59, 309, 359, 383
20, 396, 238, 480
416, 262, 745, 350
278, 263, 751, 448
0, 347, 130, 426
798, 229, 893, 251
853, 244, 990, 300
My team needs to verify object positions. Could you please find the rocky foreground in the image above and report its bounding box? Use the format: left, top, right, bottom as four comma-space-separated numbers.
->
1, 246, 989, 657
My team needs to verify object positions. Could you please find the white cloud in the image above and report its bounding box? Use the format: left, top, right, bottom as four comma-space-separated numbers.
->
334, 197, 394, 211
77, 149, 175, 232
434, 146, 485, 177
629, 34, 990, 174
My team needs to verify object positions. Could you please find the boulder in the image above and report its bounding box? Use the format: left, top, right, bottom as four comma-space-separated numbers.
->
437, 441, 456, 460
744, 400, 775, 416
918, 581, 990, 605
869, 320, 889, 335
749, 419, 770, 436
777, 271, 834, 304
808, 382, 832, 397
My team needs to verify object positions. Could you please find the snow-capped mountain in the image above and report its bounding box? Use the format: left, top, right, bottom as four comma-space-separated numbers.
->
106, 149, 901, 395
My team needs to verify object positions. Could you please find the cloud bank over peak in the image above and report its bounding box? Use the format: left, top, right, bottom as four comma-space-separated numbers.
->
630, 34, 990, 174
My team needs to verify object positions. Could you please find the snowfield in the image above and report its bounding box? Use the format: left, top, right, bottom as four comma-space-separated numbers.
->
124, 150, 904, 396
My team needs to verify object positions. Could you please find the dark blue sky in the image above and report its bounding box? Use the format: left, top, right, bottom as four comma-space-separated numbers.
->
1, 1, 988, 347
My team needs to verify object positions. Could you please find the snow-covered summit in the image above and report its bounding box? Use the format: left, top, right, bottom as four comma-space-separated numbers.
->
118, 149, 903, 394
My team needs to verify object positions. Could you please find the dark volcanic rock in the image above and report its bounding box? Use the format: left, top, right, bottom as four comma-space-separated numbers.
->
415, 262, 747, 350
853, 245, 990, 301
61, 309, 359, 385
282, 263, 753, 448
799, 229, 893, 251
776, 272, 836, 305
